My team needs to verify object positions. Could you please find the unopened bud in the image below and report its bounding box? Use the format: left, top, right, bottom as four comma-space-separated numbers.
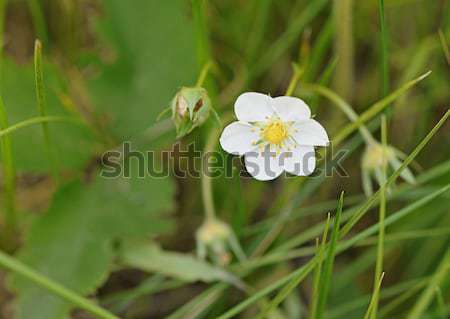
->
196, 218, 233, 266
171, 87, 211, 138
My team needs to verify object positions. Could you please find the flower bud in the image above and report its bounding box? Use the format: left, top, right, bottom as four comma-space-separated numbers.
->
196, 218, 233, 266
362, 142, 391, 170
171, 87, 211, 138
361, 141, 415, 196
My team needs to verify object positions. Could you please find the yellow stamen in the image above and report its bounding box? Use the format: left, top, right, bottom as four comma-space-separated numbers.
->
262, 120, 288, 145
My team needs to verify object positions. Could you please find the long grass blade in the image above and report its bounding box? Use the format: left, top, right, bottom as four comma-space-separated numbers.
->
251, 0, 328, 78
407, 249, 450, 319
0, 116, 82, 139
0, 249, 119, 319
340, 109, 450, 237
0, 96, 17, 247
218, 157, 449, 319
332, 70, 431, 145
378, 0, 389, 99
371, 115, 388, 319
315, 192, 344, 319
363, 272, 385, 319
191, 0, 211, 66
333, 0, 354, 100
27, 0, 49, 46
310, 215, 332, 319
34, 40, 60, 183
438, 29, 450, 65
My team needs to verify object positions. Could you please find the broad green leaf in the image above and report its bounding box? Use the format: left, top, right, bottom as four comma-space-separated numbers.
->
11, 163, 174, 319
119, 241, 243, 288
0, 58, 97, 172
87, 0, 197, 140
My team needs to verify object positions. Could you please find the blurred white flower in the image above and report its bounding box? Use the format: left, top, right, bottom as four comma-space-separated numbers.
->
361, 141, 416, 196
219, 92, 329, 181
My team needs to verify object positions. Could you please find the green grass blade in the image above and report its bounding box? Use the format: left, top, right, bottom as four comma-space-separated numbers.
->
0, 249, 119, 319
167, 283, 227, 319
304, 83, 374, 143
339, 184, 450, 253
378, 0, 390, 99
333, 0, 354, 100
219, 184, 449, 319
0, 116, 82, 139
34, 40, 60, 183
245, 0, 273, 63
191, 0, 211, 66
407, 249, 450, 319
0, 0, 18, 249
379, 278, 426, 317
0, 96, 17, 247
435, 286, 446, 319
315, 192, 344, 319
310, 215, 332, 319
340, 109, 450, 237
363, 272, 385, 319
332, 70, 431, 145
251, 0, 328, 79
438, 29, 450, 65
27, 0, 49, 46
304, 15, 334, 82
255, 195, 342, 319
371, 115, 388, 319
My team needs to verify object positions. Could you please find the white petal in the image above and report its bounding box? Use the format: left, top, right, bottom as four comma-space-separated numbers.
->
244, 146, 284, 181
220, 122, 259, 155
235, 92, 275, 122
281, 145, 316, 176
292, 119, 329, 146
272, 96, 311, 121
361, 168, 374, 197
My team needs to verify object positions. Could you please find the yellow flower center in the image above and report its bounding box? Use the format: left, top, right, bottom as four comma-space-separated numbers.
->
262, 120, 288, 145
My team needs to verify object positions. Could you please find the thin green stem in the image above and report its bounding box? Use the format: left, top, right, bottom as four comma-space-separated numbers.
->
435, 286, 446, 319
285, 64, 303, 96
0, 96, 17, 246
371, 115, 387, 318
315, 192, 344, 319
201, 129, 220, 221
248, 66, 307, 258
438, 29, 450, 65
379, 0, 390, 100
0, 0, 4, 72
0, 250, 119, 319
195, 61, 213, 87
363, 272, 385, 319
340, 109, 450, 237
27, 0, 49, 46
333, 0, 354, 100
0, 116, 82, 139
310, 214, 331, 319
332, 70, 431, 146
0, 0, 18, 248
191, 0, 211, 67
34, 40, 60, 183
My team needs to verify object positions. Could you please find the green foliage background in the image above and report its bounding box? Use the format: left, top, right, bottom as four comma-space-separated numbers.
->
0, 0, 449, 318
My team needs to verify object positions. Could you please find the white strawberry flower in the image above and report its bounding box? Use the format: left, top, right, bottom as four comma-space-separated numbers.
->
219, 92, 329, 181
